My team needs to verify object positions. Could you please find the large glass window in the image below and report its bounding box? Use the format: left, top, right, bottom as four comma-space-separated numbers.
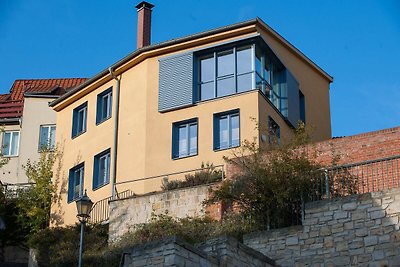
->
299, 90, 306, 124
172, 119, 198, 159
2, 131, 20, 156
198, 46, 253, 100
214, 110, 240, 150
93, 149, 110, 190
39, 125, 56, 150
72, 102, 87, 138
96, 87, 112, 124
68, 163, 84, 202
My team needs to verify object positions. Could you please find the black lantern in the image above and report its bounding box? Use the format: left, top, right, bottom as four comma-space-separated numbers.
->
76, 190, 93, 222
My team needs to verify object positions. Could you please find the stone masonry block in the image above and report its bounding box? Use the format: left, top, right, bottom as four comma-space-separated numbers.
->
342, 202, 357, 211
364, 235, 378, 246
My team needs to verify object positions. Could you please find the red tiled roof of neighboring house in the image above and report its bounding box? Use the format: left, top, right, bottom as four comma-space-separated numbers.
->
0, 78, 87, 120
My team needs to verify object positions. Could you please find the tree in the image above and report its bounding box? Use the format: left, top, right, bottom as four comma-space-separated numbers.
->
207, 123, 355, 230
16, 148, 58, 234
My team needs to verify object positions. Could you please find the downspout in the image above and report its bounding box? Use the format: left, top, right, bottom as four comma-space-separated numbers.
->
109, 67, 120, 199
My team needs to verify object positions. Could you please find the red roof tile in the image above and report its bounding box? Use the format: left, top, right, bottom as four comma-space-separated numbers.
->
0, 78, 87, 120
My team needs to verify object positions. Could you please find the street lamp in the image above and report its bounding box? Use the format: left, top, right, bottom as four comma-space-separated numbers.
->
76, 190, 93, 267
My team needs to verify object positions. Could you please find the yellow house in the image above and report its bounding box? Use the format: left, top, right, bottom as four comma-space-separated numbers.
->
50, 2, 332, 226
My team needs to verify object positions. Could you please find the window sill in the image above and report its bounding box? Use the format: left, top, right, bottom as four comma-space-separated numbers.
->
93, 181, 110, 191
213, 144, 240, 152
172, 153, 198, 160
2, 155, 19, 158
96, 116, 112, 126
72, 130, 87, 140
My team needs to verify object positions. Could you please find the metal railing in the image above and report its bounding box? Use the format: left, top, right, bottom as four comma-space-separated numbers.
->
0, 181, 35, 198
89, 164, 224, 224
89, 190, 134, 224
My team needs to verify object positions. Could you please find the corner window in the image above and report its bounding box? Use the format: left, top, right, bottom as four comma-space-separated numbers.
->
93, 149, 111, 190
96, 88, 112, 124
268, 117, 280, 144
2, 131, 20, 156
214, 110, 240, 150
68, 163, 84, 203
39, 125, 56, 150
72, 102, 87, 138
172, 119, 198, 159
198, 46, 254, 101
299, 90, 306, 124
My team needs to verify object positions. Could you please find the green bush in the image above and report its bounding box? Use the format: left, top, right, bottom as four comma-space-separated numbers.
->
29, 224, 119, 267
161, 163, 222, 191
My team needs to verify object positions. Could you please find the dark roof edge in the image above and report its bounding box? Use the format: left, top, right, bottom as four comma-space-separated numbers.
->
49, 19, 258, 107
24, 93, 59, 99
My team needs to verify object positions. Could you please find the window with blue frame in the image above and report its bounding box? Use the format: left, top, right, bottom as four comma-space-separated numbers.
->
72, 102, 87, 138
172, 119, 198, 159
68, 163, 84, 203
93, 149, 111, 190
214, 110, 240, 150
198, 45, 254, 101
96, 87, 112, 124
268, 116, 280, 144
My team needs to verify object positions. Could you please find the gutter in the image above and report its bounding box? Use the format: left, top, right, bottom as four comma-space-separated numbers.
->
109, 67, 121, 199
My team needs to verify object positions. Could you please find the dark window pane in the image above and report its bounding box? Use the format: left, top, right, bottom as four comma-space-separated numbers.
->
237, 73, 253, 93
217, 50, 234, 77
237, 47, 252, 74
200, 56, 214, 82
217, 77, 235, 97
200, 82, 214, 100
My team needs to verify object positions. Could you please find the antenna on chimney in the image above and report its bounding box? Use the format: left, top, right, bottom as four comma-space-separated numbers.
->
136, 1, 154, 49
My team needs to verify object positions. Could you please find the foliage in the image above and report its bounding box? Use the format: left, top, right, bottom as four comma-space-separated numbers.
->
207, 122, 356, 229
161, 162, 222, 191
113, 212, 253, 249
16, 148, 58, 235
29, 224, 119, 267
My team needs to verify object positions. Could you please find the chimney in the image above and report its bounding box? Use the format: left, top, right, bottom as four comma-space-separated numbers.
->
136, 1, 154, 49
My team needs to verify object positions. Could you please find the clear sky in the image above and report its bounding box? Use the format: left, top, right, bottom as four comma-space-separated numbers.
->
0, 0, 399, 137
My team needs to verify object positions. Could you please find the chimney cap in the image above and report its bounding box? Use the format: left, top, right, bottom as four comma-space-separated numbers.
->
135, 1, 154, 9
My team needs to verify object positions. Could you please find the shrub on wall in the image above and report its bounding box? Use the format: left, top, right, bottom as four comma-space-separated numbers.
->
161, 163, 222, 191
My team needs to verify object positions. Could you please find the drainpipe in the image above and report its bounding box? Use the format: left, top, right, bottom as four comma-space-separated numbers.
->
109, 67, 120, 199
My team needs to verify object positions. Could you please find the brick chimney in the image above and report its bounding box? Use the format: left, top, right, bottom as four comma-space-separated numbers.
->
136, 1, 154, 49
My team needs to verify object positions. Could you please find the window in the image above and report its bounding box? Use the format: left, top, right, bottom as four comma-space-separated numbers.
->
72, 102, 87, 138
299, 90, 306, 124
96, 88, 112, 124
2, 131, 20, 156
93, 149, 111, 190
39, 125, 56, 150
198, 45, 254, 101
172, 119, 198, 159
268, 117, 281, 144
68, 163, 84, 203
214, 110, 240, 150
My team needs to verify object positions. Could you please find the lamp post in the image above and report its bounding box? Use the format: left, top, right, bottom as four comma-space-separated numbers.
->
76, 190, 93, 267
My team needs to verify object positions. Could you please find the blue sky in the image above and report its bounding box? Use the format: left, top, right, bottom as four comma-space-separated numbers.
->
0, 0, 399, 137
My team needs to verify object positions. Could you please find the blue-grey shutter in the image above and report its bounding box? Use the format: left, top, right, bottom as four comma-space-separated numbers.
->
158, 53, 194, 112
286, 69, 300, 128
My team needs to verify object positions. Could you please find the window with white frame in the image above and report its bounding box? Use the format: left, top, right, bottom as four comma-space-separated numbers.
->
93, 149, 110, 189
96, 87, 112, 124
172, 119, 198, 159
68, 163, 84, 202
39, 125, 56, 150
214, 110, 240, 150
2, 131, 20, 156
72, 102, 87, 138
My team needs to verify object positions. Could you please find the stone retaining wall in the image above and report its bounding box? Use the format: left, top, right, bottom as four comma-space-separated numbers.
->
109, 184, 221, 242
244, 188, 400, 266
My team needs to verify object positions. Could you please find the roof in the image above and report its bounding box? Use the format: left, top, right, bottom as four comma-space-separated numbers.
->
0, 78, 87, 120
50, 17, 333, 109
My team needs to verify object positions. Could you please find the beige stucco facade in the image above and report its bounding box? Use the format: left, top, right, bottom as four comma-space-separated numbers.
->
0, 96, 57, 185
51, 19, 332, 226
